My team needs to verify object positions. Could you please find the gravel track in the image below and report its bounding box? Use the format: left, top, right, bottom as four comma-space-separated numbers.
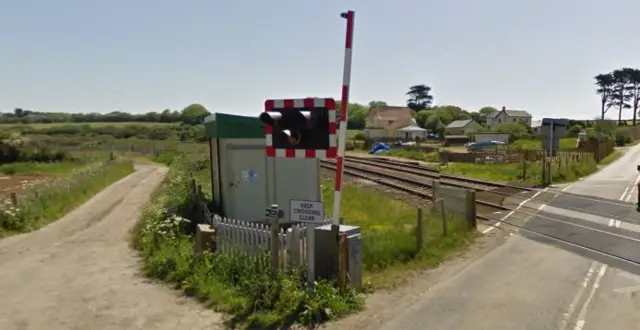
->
0, 165, 224, 330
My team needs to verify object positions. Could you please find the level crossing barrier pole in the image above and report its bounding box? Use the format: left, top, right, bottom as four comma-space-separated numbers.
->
332, 10, 355, 225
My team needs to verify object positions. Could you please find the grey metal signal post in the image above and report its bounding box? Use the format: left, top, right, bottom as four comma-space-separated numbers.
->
265, 204, 283, 278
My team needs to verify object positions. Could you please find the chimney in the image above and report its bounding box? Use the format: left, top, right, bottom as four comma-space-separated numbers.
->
502, 106, 506, 111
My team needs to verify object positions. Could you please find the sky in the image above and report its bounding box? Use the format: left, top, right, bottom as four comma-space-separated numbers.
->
2, 0, 640, 120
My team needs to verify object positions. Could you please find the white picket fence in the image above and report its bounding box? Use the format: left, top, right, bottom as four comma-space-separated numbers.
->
211, 214, 330, 267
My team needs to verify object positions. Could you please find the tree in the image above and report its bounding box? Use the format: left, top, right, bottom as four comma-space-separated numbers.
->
415, 110, 430, 128
346, 103, 368, 129
181, 104, 210, 125
368, 101, 388, 109
406, 84, 434, 111
479, 106, 498, 116
628, 69, 640, 126
609, 68, 632, 124
595, 73, 615, 120
470, 112, 486, 125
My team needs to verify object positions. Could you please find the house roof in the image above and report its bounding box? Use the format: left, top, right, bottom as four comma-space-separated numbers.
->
397, 124, 426, 132
365, 106, 413, 122
446, 119, 476, 129
505, 110, 531, 118
489, 107, 532, 118
366, 106, 414, 131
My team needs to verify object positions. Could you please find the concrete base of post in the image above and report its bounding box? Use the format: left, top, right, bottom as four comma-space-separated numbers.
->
195, 224, 216, 254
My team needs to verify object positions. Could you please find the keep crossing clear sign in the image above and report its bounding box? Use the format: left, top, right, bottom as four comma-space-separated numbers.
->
289, 199, 324, 223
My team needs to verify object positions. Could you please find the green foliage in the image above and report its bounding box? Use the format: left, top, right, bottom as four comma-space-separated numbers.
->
568, 124, 583, 137
181, 104, 210, 125
6, 123, 206, 142
133, 159, 364, 328
0, 160, 134, 234
0, 104, 212, 126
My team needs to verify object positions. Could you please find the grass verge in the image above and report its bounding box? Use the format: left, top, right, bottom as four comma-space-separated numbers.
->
598, 150, 622, 166
132, 159, 364, 329
511, 138, 577, 150
385, 149, 439, 162
0, 159, 134, 235
321, 178, 474, 288
0, 161, 88, 176
441, 158, 598, 185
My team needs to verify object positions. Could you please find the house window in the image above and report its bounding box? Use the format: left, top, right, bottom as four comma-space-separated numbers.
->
498, 119, 501, 123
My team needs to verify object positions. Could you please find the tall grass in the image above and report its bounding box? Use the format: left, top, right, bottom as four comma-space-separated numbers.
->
132, 159, 364, 329
321, 178, 473, 287
0, 160, 134, 234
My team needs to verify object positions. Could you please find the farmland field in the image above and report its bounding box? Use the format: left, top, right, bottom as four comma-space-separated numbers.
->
0, 161, 89, 195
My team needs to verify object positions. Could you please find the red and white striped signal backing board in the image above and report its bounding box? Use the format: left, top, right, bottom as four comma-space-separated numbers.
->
264, 97, 337, 158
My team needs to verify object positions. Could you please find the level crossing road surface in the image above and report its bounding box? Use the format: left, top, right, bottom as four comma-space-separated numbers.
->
378, 144, 640, 330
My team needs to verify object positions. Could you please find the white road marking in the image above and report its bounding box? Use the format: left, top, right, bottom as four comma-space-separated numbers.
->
481, 187, 552, 234
613, 271, 640, 293
569, 172, 640, 330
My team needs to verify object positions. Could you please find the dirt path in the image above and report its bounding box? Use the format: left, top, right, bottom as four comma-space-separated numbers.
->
0, 165, 224, 330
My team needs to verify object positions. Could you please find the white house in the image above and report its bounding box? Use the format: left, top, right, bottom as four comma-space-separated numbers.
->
486, 106, 532, 127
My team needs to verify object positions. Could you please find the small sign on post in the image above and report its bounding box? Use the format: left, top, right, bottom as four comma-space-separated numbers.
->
289, 199, 325, 223
265, 207, 283, 219
289, 199, 325, 286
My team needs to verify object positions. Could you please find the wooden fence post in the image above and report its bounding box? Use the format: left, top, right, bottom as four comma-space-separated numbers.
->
439, 198, 448, 236
465, 190, 477, 230
10, 192, 17, 206
416, 208, 424, 251
270, 209, 281, 279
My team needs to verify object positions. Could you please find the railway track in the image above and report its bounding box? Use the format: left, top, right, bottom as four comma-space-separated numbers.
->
342, 155, 535, 191
319, 160, 511, 219
321, 154, 532, 193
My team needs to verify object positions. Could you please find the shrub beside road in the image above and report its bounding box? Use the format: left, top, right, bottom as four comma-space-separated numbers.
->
132, 159, 363, 329
0, 159, 134, 235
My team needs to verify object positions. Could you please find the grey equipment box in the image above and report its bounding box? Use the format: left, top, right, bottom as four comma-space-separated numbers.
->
313, 224, 362, 288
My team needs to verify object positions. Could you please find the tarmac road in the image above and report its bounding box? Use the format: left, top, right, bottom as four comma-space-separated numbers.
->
378, 144, 640, 330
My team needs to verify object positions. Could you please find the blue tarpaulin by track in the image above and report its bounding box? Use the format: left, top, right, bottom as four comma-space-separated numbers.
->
369, 142, 391, 154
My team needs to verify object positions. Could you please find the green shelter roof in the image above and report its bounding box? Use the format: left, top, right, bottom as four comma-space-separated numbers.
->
204, 113, 265, 139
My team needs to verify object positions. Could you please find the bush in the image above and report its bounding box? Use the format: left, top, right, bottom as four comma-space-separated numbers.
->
133, 158, 363, 328
615, 132, 631, 146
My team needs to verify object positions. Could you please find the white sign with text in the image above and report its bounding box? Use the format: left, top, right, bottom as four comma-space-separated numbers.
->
289, 199, 324, 223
